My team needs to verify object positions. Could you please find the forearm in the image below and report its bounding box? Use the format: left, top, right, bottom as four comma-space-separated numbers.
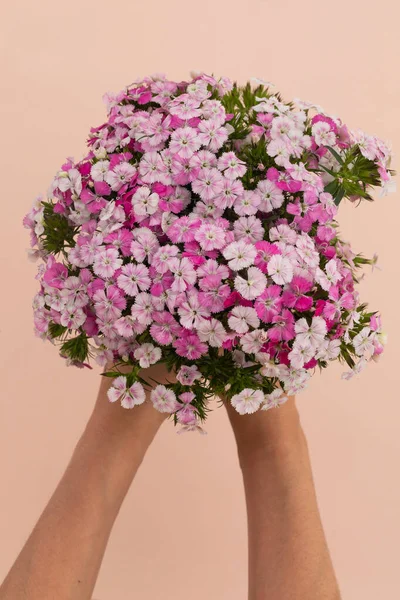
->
226, 398, 341, 600
0, 373, 165, 600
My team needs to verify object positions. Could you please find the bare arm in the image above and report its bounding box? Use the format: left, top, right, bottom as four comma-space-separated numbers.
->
0, 363, 171, 600
225, 396, 341, 600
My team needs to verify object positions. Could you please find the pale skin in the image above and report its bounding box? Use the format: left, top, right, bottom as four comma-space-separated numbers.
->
0, 363, 341, 600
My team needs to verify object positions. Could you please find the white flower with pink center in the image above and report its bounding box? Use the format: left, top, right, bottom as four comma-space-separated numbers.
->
105, 162, 136, 191
169, 126, 201, 158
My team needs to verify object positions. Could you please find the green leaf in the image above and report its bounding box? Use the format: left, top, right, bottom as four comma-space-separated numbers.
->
326, 146, 344, 165
334, 187, 346, 205
48, 322, 68, 339
60, 334, 89, 363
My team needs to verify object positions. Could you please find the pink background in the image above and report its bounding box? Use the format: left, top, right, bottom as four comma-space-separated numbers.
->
1, 1, 399, 598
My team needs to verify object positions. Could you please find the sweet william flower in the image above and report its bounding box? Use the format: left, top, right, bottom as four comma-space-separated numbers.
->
25, 73, 391, 431
267, 254, 294, 285
234, 267, 267, 300
176, 365, 202, 386
231, 389, 264, 415
223, 240, 257, 271
228, 305, 260, 334
151, 385, 178, 413
134, 343, 162, 368
107, 376, 146, 409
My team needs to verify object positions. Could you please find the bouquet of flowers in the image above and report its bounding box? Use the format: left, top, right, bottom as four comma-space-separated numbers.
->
24, 72, 395, 432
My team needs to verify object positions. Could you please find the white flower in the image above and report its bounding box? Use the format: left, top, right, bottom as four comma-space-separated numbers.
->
288, 339, 316, 369
234, 267, 267, 300
256, 352, 287, 378
295, 316, 327, 348
132, 186, 159, 216
315, 338, 341, 361
262, 389, 288, 411
133, 343, 162, 368
222, 240, 257, 270
311, 121, 336, 146
315, 259, 342, 291
150, 385, 177, 413
352, 327, 374, 357
90, 160, 110, 181
240, 330, 264, 354
341, 357, 368, 380
267, 254, 294, 285
228, 306, 260, 334
197, 318, 227, 347
231, 389, 264, 415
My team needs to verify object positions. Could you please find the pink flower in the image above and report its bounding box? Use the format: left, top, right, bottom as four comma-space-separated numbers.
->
151, 385, 178, 413
295, 316, 327, 348
254, 241, 281, 273
191, 167, 224, 201
169, 257, 197, 292
176, 404, 197, 425
93, 285, 127, 320
217, 151, 246, 179
93, 247, 122, 278
169, 126, 201, 158
197, 119, 228, 151
288, 339, 316, 369
60, 307, 87, 329
256, 179, 284, 212
255, 285, 282, 323
197, 318, 227, 347
117, 263, 151, 296
194, 222, 227, 251
233, 216, 264, 243
312, 121, 336, 147
176, 365, 202, 386
43, 261, 68, 289
233, 190, 261, 216
152, 244, 180, 274
268, 309, 296, 342
150, 311, 182, 345
130, 292, 154, 325
281, 276, 313, 312
178, 291, 211, 329
131, 186, 159, 216
104, 228, 133, 256
130, 227, 160, 263
215, 177, 244, 209
139, 152, 169, 184
105, 162, 136, 191
173, 331, 208, 360
167, 216, 202, 243
107, 376, 146, 409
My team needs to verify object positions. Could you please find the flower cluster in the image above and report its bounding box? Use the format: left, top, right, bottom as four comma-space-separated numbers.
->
24, 72, 394, 432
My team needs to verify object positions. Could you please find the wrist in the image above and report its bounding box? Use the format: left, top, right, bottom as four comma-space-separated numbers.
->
225, 396, 307, 468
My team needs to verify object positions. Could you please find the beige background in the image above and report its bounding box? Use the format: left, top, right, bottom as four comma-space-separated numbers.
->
1, 1, 399, 598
